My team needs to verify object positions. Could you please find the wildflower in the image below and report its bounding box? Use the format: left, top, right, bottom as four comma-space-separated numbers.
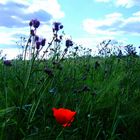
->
3, 60, 12, 66
33, 19, 40, 28
74, 46, 78, 51
36, 41, 41, 49
28, 38, 31, 43
65, 39, 73, 48
59, 35, 63, 40
44, 67, 54, 77
54, 38, 61, 43
41, 38, 46, 46
64, 48, 68, 53
53, 22, 63, 31
30, 29, 35, 36
35, 35, 39, 42
52, 108, 76, 127
29, 19, 33, 26
59, 25, 63, 29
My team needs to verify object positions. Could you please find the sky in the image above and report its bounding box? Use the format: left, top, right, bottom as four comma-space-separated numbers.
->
0, 0, 140, 59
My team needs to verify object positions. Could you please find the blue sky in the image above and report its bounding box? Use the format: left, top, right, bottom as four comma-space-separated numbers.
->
0, 0, 140, 59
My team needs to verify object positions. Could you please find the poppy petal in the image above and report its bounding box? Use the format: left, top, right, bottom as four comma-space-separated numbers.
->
52, 108, 76, 127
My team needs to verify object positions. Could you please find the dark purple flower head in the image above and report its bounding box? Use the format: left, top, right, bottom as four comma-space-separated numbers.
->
41, 38, 46, 46
74, 46, 78, 50
55, 38, 61, 43
65, 39, 73, 48
36, 41, 41, 49
4, 60, 12, 66
30, 29, 35, 36
29, 19, 40, 28
53, 22, 63, 31
64, 48, 68, 53
35, 35, 39, 41
59, 35, 63, 40
29, 20, 33, 26
44, 67, 54, 77
59, 25, 63, 29
28, 38, 31, 43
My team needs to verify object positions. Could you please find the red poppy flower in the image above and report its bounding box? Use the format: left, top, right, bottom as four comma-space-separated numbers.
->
52, 108, 76, 127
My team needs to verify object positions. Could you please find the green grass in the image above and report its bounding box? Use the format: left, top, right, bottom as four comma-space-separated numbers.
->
0, 55, 140, 140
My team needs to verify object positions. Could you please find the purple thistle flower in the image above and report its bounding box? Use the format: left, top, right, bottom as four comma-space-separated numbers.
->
60, 25, 63, 29
29, 20, 33, 26
53, 22, 63, 31
33, 19, 40, 28
44, 67, 54, 77
30, 29, 35, 36
65, 39, 73, 48
35, 35, 39, 41
4, 60, 12, 66
59, 35, 63, 40
29, 19, 40, 28
41, 38, 46, 46
55, 38, 61, 43
36, 41, 41, 49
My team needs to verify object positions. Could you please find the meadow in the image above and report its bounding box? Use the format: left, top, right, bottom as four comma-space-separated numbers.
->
0, 19, 140, 140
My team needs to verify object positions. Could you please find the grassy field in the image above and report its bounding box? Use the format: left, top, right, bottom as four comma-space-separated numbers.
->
0, 54, 140, 140
0, 19, 140, 140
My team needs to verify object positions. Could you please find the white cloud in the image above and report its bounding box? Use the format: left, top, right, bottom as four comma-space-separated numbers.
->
0, 26, 30, 45
116, 0, 135, 8
25, 0, 65, 19
0, 0, 65, 57
83, 12, 123, 36
2, 48, 20, 59
95, 0, 140, 8
83, 11, 140, 36
82, 11, 140, 51
133, 11, 140, 17
0, 0, 30, 5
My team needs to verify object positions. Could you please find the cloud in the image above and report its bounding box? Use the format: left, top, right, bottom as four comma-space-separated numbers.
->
95, 0, 140, 8
115, 0, 140, 8
26, 0, 65, 19
3, 48, 20, 59
0, 0, 65, 58
83, 12, 140, 36
0, 1, 52, 28
0, 45, 20, 59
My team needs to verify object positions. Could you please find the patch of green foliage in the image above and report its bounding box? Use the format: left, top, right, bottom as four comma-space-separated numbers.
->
0, 55, 140, 140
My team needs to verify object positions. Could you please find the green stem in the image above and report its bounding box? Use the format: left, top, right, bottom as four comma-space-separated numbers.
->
56, 128, 65, 140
